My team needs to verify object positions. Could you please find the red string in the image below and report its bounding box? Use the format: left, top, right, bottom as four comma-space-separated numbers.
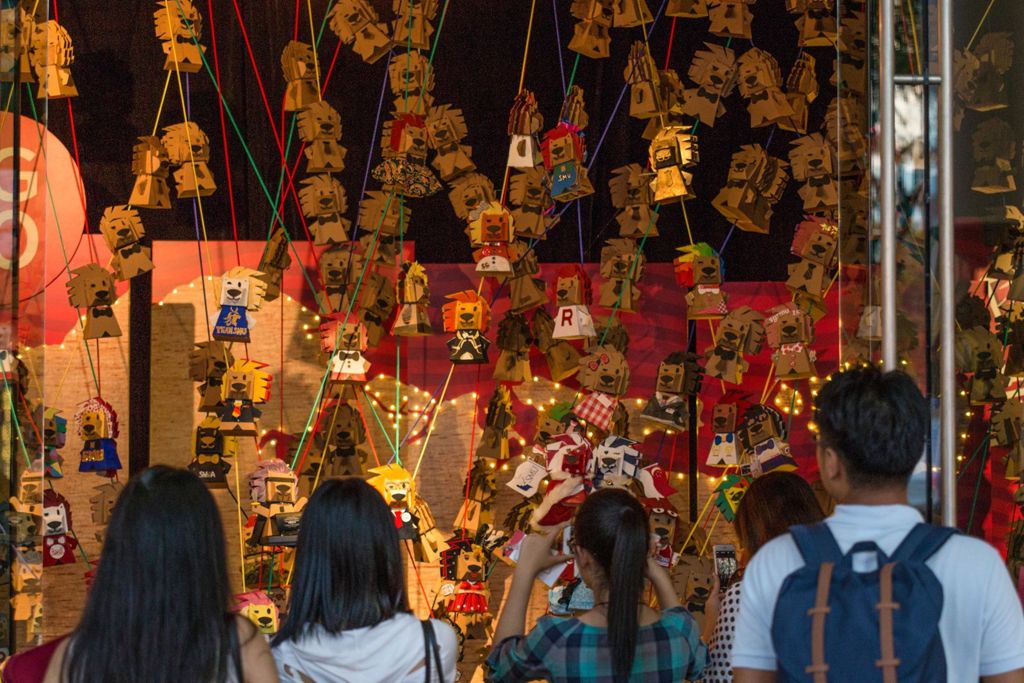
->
404, 541, 435, 618
206, 0, 242, 266
279, 294, 284, 428
663, 17, 678, 71
353, 396, 383, 468
227, 0, 317, 246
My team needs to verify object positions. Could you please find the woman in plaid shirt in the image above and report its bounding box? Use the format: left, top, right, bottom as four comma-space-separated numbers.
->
486, 489, 707, 682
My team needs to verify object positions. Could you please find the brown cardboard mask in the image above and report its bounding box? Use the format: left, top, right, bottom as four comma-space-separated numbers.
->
577, 345, 630, 395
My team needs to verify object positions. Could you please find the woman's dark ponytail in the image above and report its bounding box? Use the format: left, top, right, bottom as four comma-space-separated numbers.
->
607, 506, 648, 681
574, 488, 650, 683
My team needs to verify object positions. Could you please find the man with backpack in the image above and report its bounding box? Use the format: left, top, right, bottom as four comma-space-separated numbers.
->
733, 364, 1024, 682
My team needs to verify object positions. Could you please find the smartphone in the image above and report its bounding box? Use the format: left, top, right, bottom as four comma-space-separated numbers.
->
713, 544, 739, 588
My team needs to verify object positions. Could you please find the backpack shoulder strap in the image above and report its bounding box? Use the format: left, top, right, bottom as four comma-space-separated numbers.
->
890, 523, 958, 563
790, 523, 844, 565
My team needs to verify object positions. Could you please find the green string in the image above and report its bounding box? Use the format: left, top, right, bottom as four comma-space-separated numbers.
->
22, 86, 102, 396
565, 53, 581, 96
289, 191, 395, 469
171, 0, 326, 313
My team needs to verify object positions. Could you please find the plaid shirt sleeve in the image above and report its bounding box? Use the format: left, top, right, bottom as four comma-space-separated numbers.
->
662, 606, 708, 680
485, 617, 564, 683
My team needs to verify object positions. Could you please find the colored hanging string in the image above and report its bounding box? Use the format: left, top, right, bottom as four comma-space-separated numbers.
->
966, 0, 999, 51
551, 0, 567, 93
499, 0, 540, 204
411, 365, 455, 480
22, 90, 101, 395
396, 372, 450, 452
205, 0, 241, 265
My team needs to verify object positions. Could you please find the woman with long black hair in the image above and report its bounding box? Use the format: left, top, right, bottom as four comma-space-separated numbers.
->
272, 477, 458, 682
487, 488, 707, 682
2, 466, 278, 683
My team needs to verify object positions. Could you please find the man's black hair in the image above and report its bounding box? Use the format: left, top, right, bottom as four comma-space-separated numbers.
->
814, 364, 929, 488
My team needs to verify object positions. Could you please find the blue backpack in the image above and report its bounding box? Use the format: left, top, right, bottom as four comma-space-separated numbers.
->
771, 522, 956, 683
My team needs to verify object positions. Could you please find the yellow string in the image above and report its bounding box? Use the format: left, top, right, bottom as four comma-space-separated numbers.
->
759, 362, 776, 404
150, 71, 174, 137
233, 441, 247, 593
680, 492, 717, 551
517, 0, 538, 94
166, 7, 218, 331
699, 510, 721, 556
966, 0, 998, 51
904, 0, 922, 76
412, 364, 455, 480
499, 0, 539, 203
306, 0, 323, 99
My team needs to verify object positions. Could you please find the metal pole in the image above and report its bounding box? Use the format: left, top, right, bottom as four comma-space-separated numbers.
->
879, 0, 898, 369
938, 0, 957, 527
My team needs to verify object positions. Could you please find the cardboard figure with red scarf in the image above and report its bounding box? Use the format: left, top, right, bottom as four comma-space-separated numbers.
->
468, 205, 515, 277
765, 303, 817, 380
66, 264, 121, 340
212, 267, 268, 343
531, 423, 593, 531
367, 463, 446, 563
576, 346, 630, 432
99, 205, 154, 281
681, 43, 738, 127
442, 290, 492, 365
642, 352, 703, 430
42, 489, 78, 567
327, 0, 390, 64
552, 264, 596, 341
74, 397, 121, 476
217, 360, 272, 437
675, 242, 728, 320
609, 163, 659, 239
247, 459, 307, 548
507, 89, 544, 168
188, 416, 233, 487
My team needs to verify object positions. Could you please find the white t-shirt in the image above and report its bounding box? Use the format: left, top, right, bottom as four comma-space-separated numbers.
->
273, 612, 458, 683
733, 504, 1024, 680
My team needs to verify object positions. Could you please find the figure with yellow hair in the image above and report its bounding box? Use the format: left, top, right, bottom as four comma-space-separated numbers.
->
367, 464, 446, 562
217, 360, 272, 437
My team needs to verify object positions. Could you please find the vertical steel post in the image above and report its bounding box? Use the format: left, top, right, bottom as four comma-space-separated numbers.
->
879, 0, 898, 369
938, 0, 957, 527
